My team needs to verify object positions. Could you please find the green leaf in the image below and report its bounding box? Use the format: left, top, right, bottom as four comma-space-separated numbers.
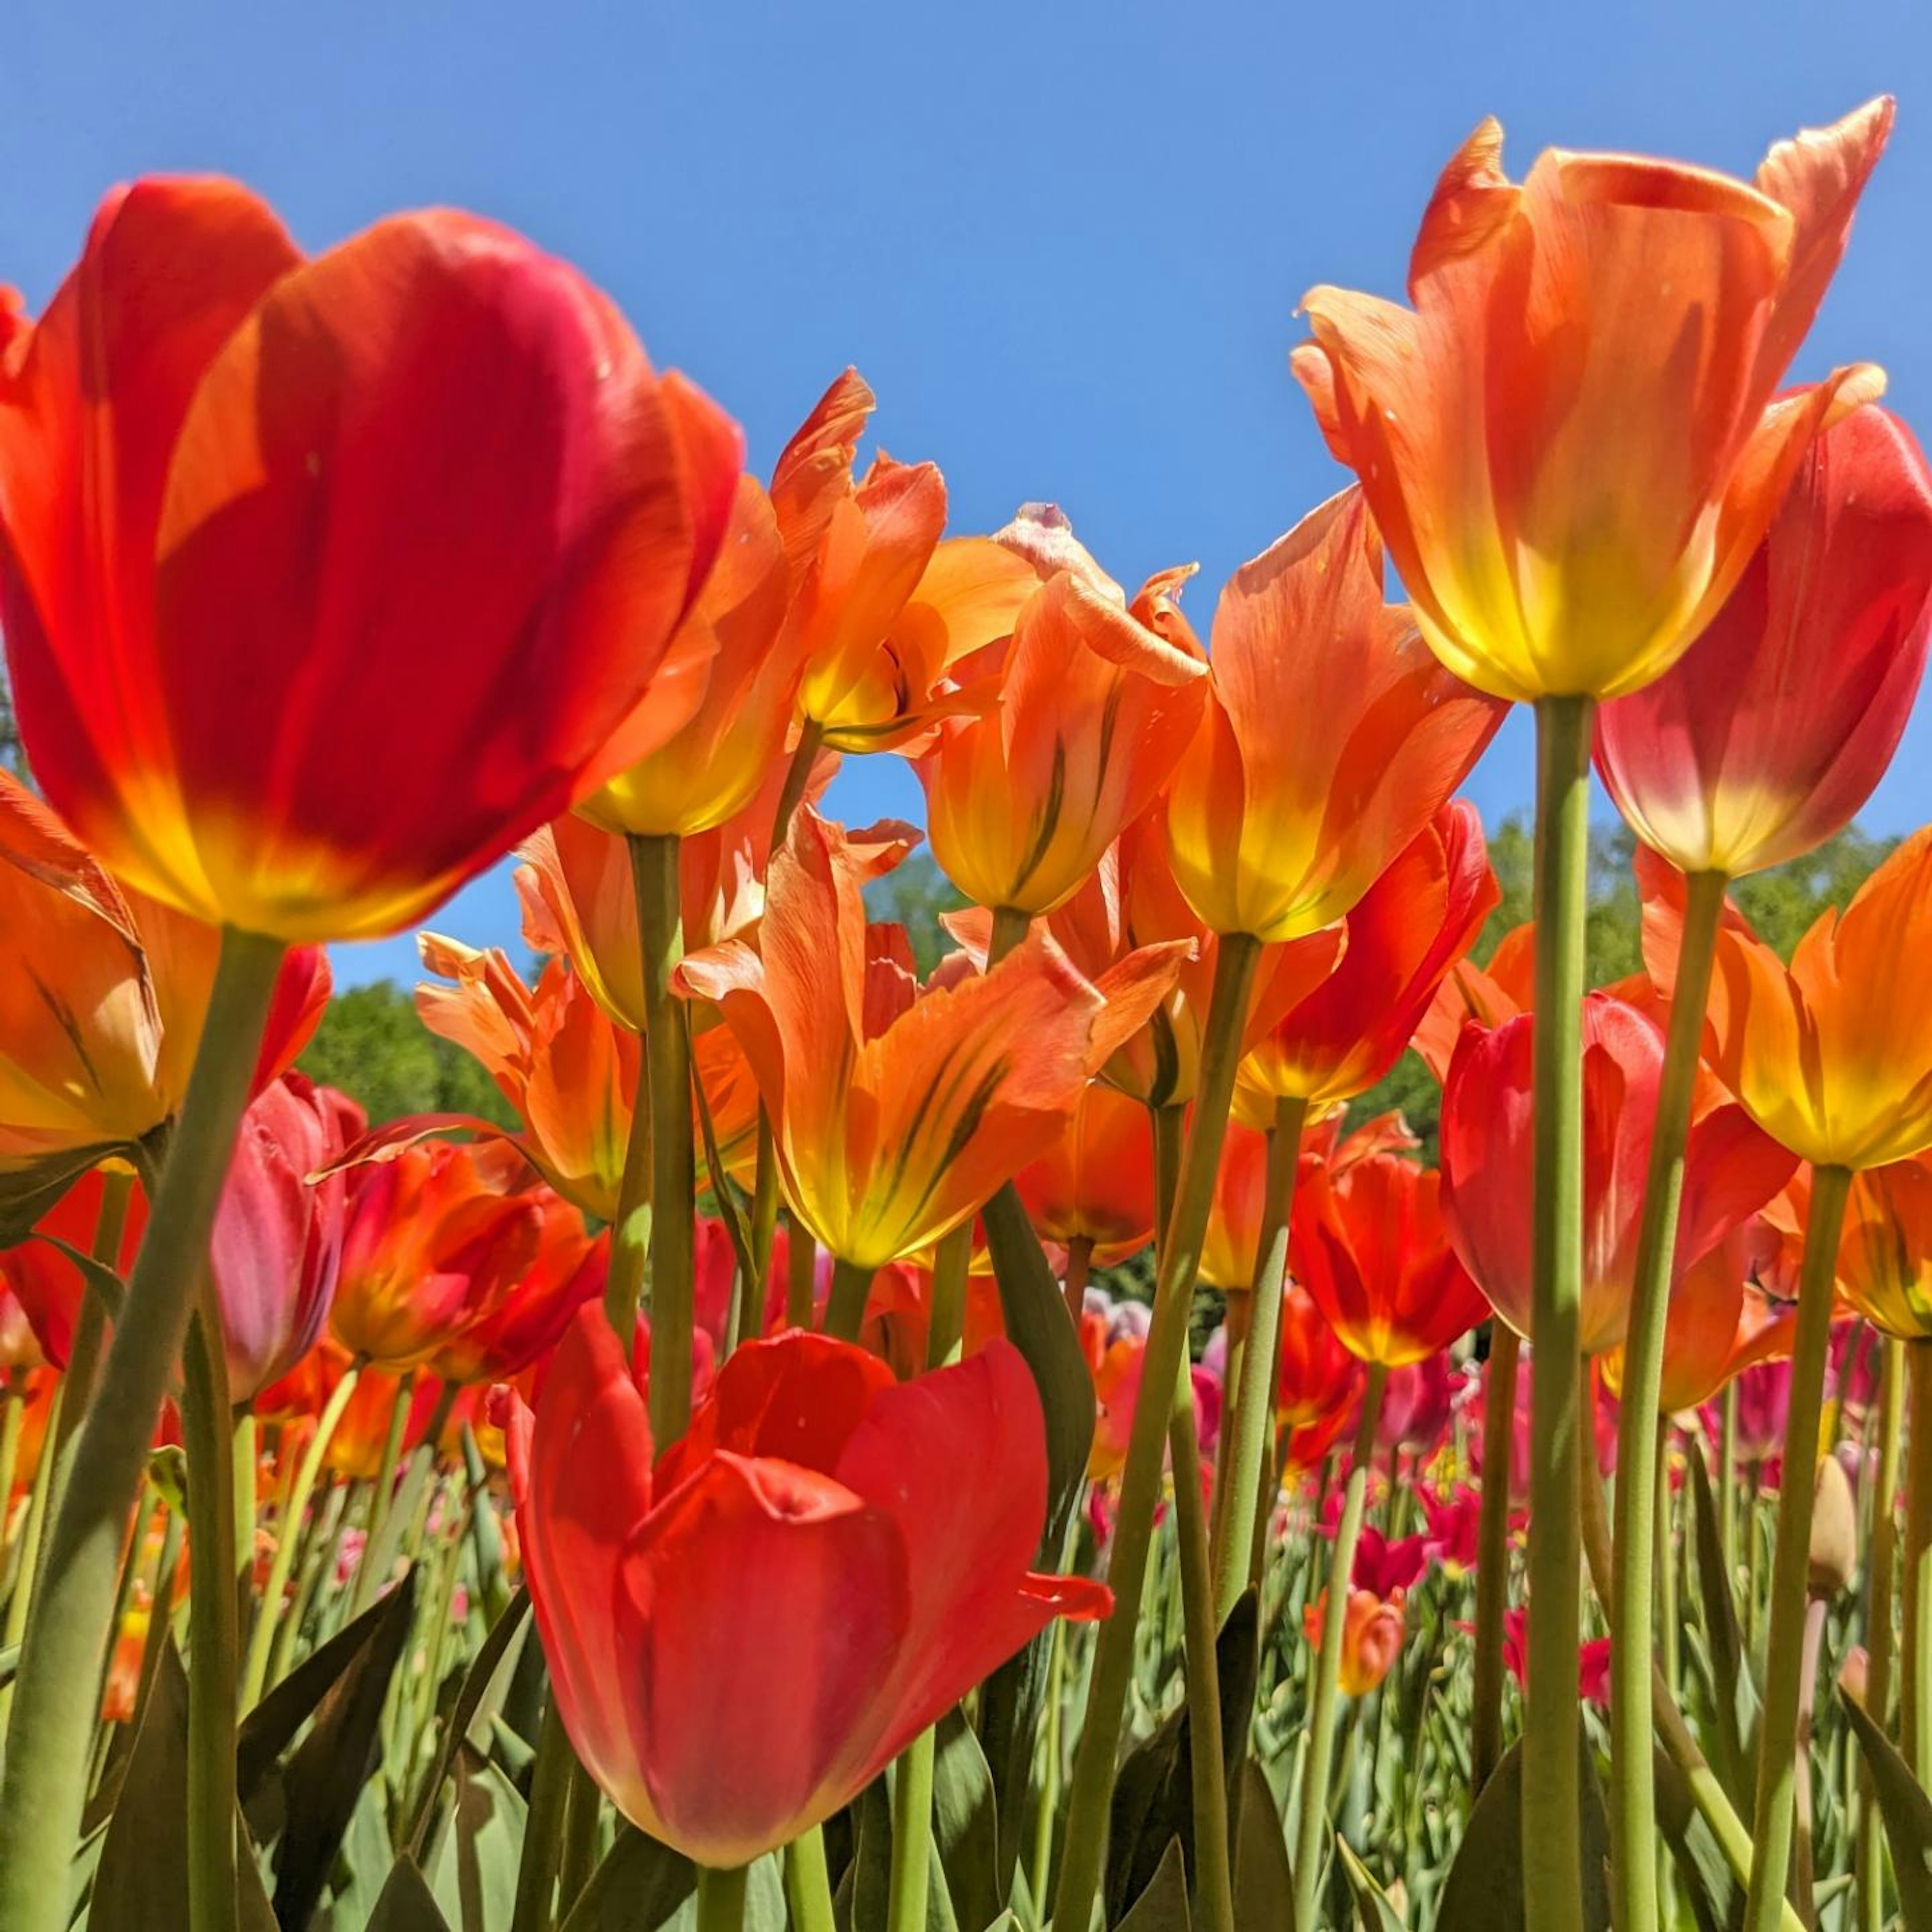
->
366, 1857, 455, 1932
406, 1586, 532, 1858
90, 1640, 279, 1932
743, 1853, 789, 1931
1335, 1837, 1405, 1931
932, 1709, 1000, 1932
1233, 1758, 1296, 1931
1840, 1687, 1932, 1923
1116, 1836, 1192, 1930
1686, 1445, 1758, 1804
1650, 1746, 1742, 1932
556, 1826, 695, 1931
428, 1748, 528, 1932
1433, 1737, 1612, 1932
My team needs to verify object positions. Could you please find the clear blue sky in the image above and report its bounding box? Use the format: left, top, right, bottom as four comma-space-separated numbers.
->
6, 1, 1928, 987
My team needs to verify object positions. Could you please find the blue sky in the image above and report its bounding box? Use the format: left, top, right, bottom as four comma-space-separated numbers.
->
6, 1, 1929, 987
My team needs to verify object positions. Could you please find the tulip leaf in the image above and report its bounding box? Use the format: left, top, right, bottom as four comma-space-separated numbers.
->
1433, 1736, 1612, 1932
1840, 1687, 1932, 1923
1233, 1757, 1296, 1930
1650, 1746, 1743, 1932
1115, 1836, 1191, 1929
933, 1708, 1000, 1932
1686, 1444, 1758, 1804
1335, 1837, 1405, 1930
428, 1747, 527, 1932
367, 1856, 456, 1932
30, 1231, 126, 1322
89, 1638, 279, 1932
556, 1826, 695, 1930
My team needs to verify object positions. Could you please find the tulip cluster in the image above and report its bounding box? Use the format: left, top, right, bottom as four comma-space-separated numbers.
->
1, 94, 1930, 1932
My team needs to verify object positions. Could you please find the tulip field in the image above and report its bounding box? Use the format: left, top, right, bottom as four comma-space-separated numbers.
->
9, 89, 1932, 1932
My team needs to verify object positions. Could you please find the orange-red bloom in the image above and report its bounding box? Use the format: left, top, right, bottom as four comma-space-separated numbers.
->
1597, 405, 1932, 876
1293, 103, 1891, 701
1290, 1153, 1489, 1368
1703, 827, 1932, 1169
1303, 1587, 1406, 1697
1838, 1152, 1932, 1340
0, 180, 738, 941
1440, 993, 1794, 1353
507, 1308, 1109, 1867
1275, 1285, 1363, 1473
1163, 489, 1503, 941
0, 1167, 146, 1369
675, 811, 1105, 1270
1235, 803, 1497, 1122
1014, 1081, 1157, 1266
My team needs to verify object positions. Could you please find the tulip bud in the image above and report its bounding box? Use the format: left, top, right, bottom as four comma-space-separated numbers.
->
1841, 1644, 1872, 1709
1809, 1454, 1859, 1598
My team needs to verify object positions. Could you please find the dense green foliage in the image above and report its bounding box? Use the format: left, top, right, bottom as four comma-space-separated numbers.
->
297, 980, 518, 1127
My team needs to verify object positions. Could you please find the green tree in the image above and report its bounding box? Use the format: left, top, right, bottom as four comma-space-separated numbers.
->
863, 851, 968, 973
298, 980, 517, 1128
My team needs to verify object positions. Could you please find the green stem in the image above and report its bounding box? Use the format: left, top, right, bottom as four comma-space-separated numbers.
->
771, 717, 826, 848
695, 1864, 748, 1932
1719, 1381, 1739, 1591
1062, 1234, 1092, 1326
1211, 1093, 1307, 1621
0, 1370, 23, 1560
925, 1229, 972, 1373
1741, 1161, 1853, 1932
0, 927, 284, 1932
1905, 1340, 1932, 1784
270, 1479, 344, 1694
1523, 692, 1592, 1932
1293, 1359, 1388, 1928
241, 1364, 360, 1710
511, 1696, 578, 1932
886, 1727, 936, 1932
784, 1826, 838, 1932
1031, 1616, 1067, 1907
741, 1111, 781, 1352
353, 1367, 415, 1618
784, 1211, 819, 1330
1859, 1336, 1905, 1932
1657, 1421, 1680, 1701
0, 1380, 62, 1667
1152, 1102, 1183, 1249
49, 1165, 136, 1478
1051, 933, 1262, 1932
181, 1307, 240, 1932
603, 1025, 653, 1338
824, 1257, 875, 1343
556, 1751, 602, 1914
132, 1499, 185, 1737
1472, 1324, 1520, 1795
1607, 862, 1724, 1932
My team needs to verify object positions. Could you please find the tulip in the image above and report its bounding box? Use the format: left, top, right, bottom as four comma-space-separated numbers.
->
1234, 802, 1497, 1121
1302, 1586, 1406, 1697
258, 1343, 448, 1482
1840, 1153, 1932, 1341
1291, 1153, 1489, 1368
507, 1306, 1110, 1869
1351, 1525, 1433, 1597
211, 1074, 362, 1404
1291, 102, 1891, 704
1274, 1285, 1363, 1474
0, 181, 739, 944
1163, 488, 1503, 943
1497, 1608, 1612, 1710
1412, 921, 1535, 1083
1014, 1082, 1158, 1271
674, 810, 1103, 1276
1440, 993, 1795, 1355
1376, 1353, 1466, 1461
917, 520, 1208, 916
1198, 1121, 1270, 1294
0, 1167, 148, 1371
1597, 405, 1932, 876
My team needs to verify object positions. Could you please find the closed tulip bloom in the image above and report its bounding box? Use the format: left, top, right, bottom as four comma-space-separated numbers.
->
1164, 488, 1504, 941
1014, 1082, 1157, 1266
424, 1218, 601, 1386
1292, 102, 1891, 702
0, 1167, 147, 1369
1377, 1353, 1465, 1459
1235, 802, 1497, 1122
1275, 1283, 1363, 1470
918, 535, 1207, 916
1440, 994, 1795, 1353
0, 774, 328, 1196
0, 179, 739, 941
212, 1073, 362, 1402
508, 1307, 1110, 1867
1291, 1154, 1488, 1367
1198, 1120, 1270, 1292
1303, 1587, 1407, 1697
1704, 827, 1932, 1169
674, 810, 1105, 1271
1597, 406, 1932, 875
1838, 1152, 1932, 1340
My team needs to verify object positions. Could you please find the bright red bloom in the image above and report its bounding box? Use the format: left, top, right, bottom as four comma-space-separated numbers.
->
1596, 405, 1932, 877
1439, 993, 1795, 1354
1274, 1283, 1363, 1472
1351, 1525, 1433, 1596
0, 180, 738, 941
0, 1167, 147, 1370
507, 1307, 1110, 1867
1497, 1606, 1611, 1708
1290, 1152, 1488, 1368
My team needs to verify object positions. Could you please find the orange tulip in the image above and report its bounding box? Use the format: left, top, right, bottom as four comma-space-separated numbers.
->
917, 518, 1206, 915
1275, 1284, 1366, 1473
0, 180, 740, 941
1704, 827, 1932, 1169
1163, 488, 1503, 941
1596, 404, 1932, 876
1014, 1081, 1158, 1267
1838, 1152, 1932, 1340
0, 773, 327, 1201
1292, 102, 1891, 701
674, 810, 1104, 1270
1411, 922, 1534, 1083
259, 1342, 450, 1480
1235, 802, 1497, 1122
1303, 1586, 1407, 1697
1199, 1119, 1270, 1293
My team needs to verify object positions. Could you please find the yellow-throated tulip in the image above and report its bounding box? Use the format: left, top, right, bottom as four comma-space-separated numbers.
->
1838, 1152, 1932, 1339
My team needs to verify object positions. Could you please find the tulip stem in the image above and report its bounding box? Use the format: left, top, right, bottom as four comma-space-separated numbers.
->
181, 1304, 241, 1932
1292, 1359, 1388, 1928
785, 1212, 819, 1330
784, 1826, 838, 1932
695, 1864, 747, 1932
0, 1370, 24, 1565
50, 1166, 136, 1479
886, 1726, 936, 1932
241, 1364, 361, 1710
771, 718, 826, 848
511, 1695, 578, 1932
1858, 1336, 1905, 1932
1472, 1323, 1520, 1795
603, 1038, 654, 1339
1607, 861, 1726, 1932
1718, 1381, 1740, 1588
1052, 933, 1262, 1932
1523, 692, 1593, 1932
632, 831, 697, 1445
1211, 1093, 1307, 1622
1741, 1161, 1852, 1932
0, 1379, 64, 1722
353, 1367, 415, 1617
742, 1113, 781, 1351
0, 926, 285, 1932
824, 1258, 875, 1343
1904, 1340, 1932, 1783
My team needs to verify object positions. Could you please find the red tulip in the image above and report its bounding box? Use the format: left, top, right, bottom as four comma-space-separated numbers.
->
0, 180, 738, 941
1274, 1283, 1363, 1473
506, 1306, 1110, 1867
0, 1168, 147, 1370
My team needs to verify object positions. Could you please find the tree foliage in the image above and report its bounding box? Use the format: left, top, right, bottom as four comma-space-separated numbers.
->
297, 981, 517, 1128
